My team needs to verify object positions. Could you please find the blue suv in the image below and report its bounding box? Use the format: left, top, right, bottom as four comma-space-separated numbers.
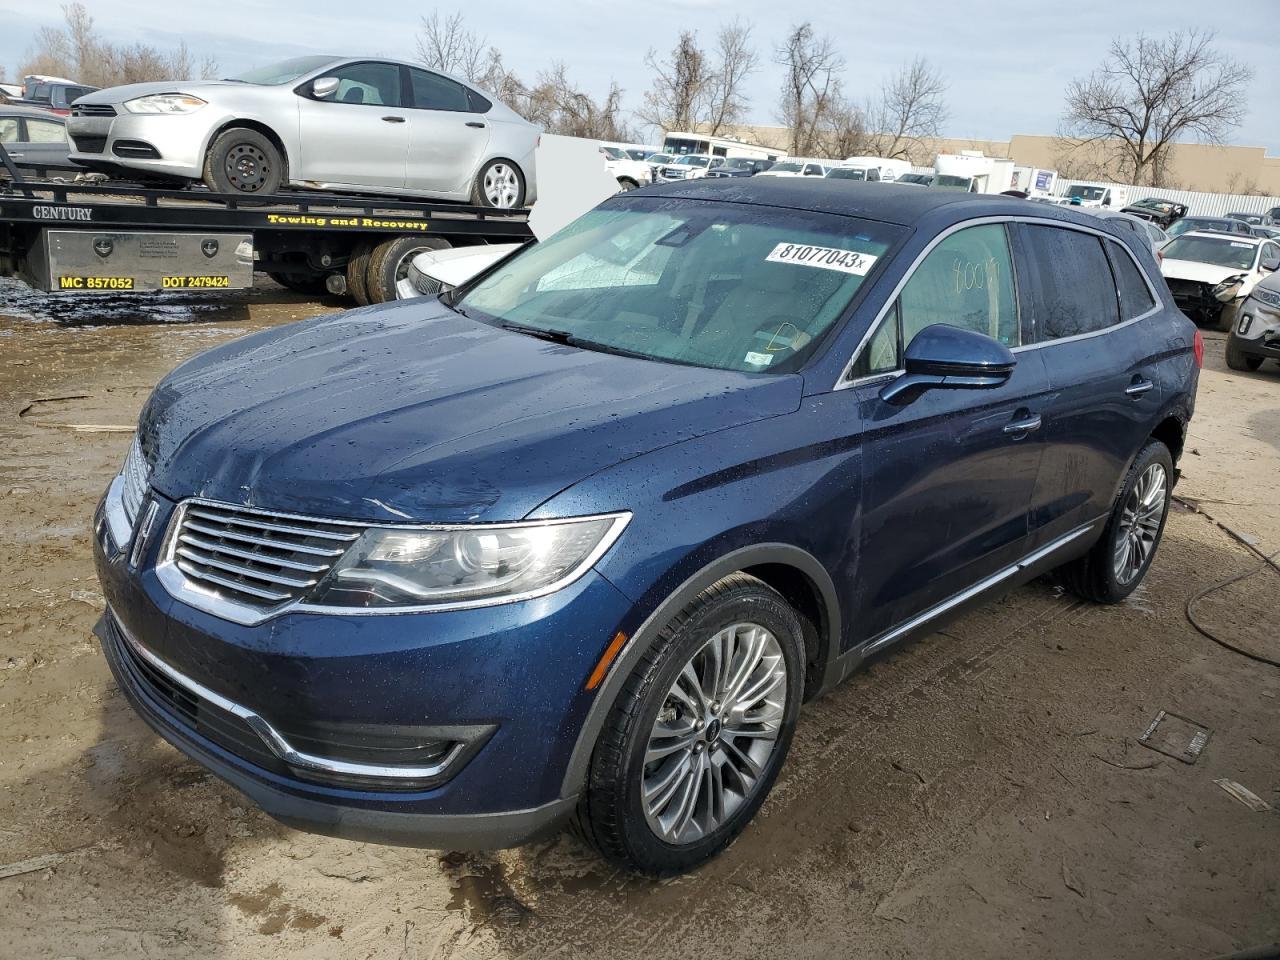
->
93, 180, 1200, 875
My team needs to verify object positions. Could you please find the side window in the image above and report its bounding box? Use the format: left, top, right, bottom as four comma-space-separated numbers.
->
322, 62, 402, 107
0, 118, 18, 144
1022, 225, 1120, 340
1106, 242, 1156, 320
408, 68, 470, 112
850, 223, 1018, 377
1263, 242, 1279, 265
867, 168, 880, 182
466, 88, 491, 113
25, 119, 67, 144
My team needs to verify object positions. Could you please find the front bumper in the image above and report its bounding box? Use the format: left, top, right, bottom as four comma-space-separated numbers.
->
68, 111, 211, 179
1233, 298, 1280, 350
93, 489, 635, 848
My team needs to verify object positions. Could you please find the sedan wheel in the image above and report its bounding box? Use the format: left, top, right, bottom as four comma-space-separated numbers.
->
641, 623, 787, 845
483, 163, 520, 208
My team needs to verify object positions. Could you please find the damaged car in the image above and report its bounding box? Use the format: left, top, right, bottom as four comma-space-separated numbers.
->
1161, 231, 1280, 330
1226, 270, 1280, 373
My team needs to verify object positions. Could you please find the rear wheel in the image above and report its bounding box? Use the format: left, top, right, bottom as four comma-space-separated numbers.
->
1059, 440, 1173, 604
202, 128, 283, 196
617, 177, 639, 192
366, 236, 452, 304
345, 242, 374, 306
573, 574, 803, 876
1225, 334, 1264, 371
470, 159, 525, 209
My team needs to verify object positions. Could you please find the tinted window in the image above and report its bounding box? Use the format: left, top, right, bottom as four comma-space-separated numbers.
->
324, 62, 401, 107
853, 223, 1018, 377
1106, 243, 1156, 320
25, 119, 66, 144
1022, 225, 1119, 340
409, 68, 470, 111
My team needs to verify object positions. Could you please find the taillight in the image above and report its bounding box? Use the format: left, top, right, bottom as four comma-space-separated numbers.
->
1193, 330, 1204, 368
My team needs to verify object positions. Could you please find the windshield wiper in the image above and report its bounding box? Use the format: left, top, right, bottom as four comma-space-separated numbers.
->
498, 322, 671, 364
500, 321, 576, 345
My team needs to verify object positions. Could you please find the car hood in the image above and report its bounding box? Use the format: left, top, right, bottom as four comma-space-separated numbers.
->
1161, 259, 1251, 285
139, 300, 802, 524
76, 79, 260, 104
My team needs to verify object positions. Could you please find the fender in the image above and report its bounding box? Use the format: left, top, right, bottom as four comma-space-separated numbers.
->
559, 542, 841, 799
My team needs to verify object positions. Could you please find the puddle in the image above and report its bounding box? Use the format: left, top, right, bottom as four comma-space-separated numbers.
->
0, 277, 294, 328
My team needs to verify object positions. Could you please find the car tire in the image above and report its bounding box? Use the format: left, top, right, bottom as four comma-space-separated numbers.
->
573, 573, 804, 876
1225, 334, 1264, 371
470, 159, 526, 209
202, 127, 284, 196
365, 236, 452, 304
617, 177, 639, 192
267, 271, 329, 296
345, 242, 374, 306
1059, 439, 1174, 604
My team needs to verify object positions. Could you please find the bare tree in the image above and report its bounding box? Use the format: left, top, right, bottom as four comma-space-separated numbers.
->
774, 23, 844, 156
525, 63, 635, 141
415, 11, 488, 82
637, 31, 712, 134
866, 57, 948, 162
1059, 29, 1252, 186
705, 20, 758, 135
18, 3, 216, 85
819, 98, 870, 159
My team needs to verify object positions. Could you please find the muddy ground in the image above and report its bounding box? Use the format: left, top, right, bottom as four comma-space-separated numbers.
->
1, 278, 1277, 959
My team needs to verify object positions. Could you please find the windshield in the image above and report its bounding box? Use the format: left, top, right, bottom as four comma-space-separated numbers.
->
827, 168, 867, 180
455, 197, 904, 374
664, 137, 708, 156
646, 153, 673, 164
1163, 235, 1258, 270
934, 174, 973, 191
723, 158, 755, 170
675, 156, 710, 167
228, 56, 338, 85
898, 173, 932, 185
1135, 199, 1173, 212
768, 162, 808, 173
601, 146, 628, 160
1167, 218, 1232, 239
1229, 213, 1262, 224
1068, 185, 1106, 201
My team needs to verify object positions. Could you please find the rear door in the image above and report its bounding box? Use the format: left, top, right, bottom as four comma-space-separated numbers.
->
1015, 223, 1165, 547
403, 67, 490, 196
19, 115, 70, 168
848, 222, 1051, 641
296, 60, 408, 189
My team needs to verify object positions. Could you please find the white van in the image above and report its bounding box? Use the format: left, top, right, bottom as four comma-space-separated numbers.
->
829, 156, 912, 183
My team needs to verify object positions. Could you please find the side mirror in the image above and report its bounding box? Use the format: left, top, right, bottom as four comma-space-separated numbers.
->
880, 324, 1016, 405
311, 77, 340, 100
1261, 258, 1279, 273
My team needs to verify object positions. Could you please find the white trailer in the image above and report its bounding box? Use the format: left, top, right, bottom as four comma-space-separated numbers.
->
1011, 166, 1058, 198
933, 152, 1017, 194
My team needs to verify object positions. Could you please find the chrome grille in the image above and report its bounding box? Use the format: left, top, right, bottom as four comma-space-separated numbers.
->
169, 501, 362, 611
120, 435, 151, 527
71, 103, 117, 117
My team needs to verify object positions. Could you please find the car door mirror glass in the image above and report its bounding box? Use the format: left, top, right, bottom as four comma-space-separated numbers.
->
880, 324, 1015, 405
311, 77, 340, 100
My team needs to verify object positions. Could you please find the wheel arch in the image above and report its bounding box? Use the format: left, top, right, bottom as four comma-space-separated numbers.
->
205, 119, 292, 181
1150, 413, 1187, 465
560, 543, 840, 799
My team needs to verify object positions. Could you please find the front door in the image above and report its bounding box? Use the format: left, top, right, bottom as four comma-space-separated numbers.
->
849, 222, 1051, 641
296, 61, 409, 190
403, 67, 490, 196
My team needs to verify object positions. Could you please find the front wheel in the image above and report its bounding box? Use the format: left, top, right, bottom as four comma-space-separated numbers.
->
470, 159, 525, 209
1225, 334, 1264, 371
573, 573, 803, 876
1059, 439, 1173, 604
202, 128, 283, 196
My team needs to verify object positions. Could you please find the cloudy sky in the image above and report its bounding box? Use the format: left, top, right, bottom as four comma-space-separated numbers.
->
1, 0, 1277, 152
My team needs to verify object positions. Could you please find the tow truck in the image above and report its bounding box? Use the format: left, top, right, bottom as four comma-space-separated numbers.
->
0, 141, 534, 305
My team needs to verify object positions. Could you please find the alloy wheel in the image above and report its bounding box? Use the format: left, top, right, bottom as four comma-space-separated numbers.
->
483, 163, 519, 208
1113, 462, 1168, 584
641, 622, 787, 845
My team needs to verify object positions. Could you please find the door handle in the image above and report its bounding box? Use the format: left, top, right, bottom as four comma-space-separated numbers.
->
7, 151, 23, 158
465, 121, 486, 129
381, 116, 406, 123
1125, 379, 1155, 398
1003, 414, 1042, 437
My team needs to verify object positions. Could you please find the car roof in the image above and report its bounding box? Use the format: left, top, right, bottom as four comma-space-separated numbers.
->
643, 178, 1120, 230
0, 104, 66, 120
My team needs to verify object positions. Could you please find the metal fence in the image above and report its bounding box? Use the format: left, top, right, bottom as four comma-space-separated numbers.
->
1050, 179, 1280, 218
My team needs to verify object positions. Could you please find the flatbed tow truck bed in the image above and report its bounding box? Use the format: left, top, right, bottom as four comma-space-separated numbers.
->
0, 142, 533, 304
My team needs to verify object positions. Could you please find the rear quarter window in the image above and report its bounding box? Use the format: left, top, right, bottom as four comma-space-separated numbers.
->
1105, 242, 1157, 320
1021, 224, 1120, 340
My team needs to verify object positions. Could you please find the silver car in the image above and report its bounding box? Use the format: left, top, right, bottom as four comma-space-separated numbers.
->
66, 55, 540, 208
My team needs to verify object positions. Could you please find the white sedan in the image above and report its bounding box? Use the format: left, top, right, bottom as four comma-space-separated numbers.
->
1161, 231, 1280, 330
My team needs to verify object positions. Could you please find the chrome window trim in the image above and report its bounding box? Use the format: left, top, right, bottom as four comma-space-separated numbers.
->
833, 214, 1167, 390
111, 611, 465, 781
155, 497, 632, 626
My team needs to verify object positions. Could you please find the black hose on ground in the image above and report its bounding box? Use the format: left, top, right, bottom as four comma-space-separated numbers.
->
1175, 496, 1280, 670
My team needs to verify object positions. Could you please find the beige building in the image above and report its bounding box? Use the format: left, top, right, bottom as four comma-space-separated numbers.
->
703, 124, 1280, 195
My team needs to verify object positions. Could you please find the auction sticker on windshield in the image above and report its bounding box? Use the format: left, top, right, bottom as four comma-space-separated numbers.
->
766, 242, 877, 275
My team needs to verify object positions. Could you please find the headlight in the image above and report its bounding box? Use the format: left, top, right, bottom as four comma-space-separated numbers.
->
1253, 287, 1280, 308
405, 258, 444, 298
306, 513, 629, 609
1212, 274, 1246, 302
123, 94, 207, 115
